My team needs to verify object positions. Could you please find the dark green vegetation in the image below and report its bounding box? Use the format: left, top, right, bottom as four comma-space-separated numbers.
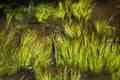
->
0, 0, 120, 80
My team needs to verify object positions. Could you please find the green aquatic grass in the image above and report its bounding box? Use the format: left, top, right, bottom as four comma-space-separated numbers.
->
35, 67, 81, 80
33, 36, 52, 69
35, 0, 93, 22
0, 24, 52, 76
112, 69, 120, 80
54, 22, 104, 74
0, 17, 24, 76
0, 0, 120, 80
71, 0, 93, 21
0, 24, 28, 76
0, 26, 20, 76
104, 42, 120, 73
17, 29, 39, 68
5, 11, 13, 31
16, 28, 52, 69
35, 3, 55, 22
54, 20, 119, 75
94, 20, 115, 37
13, 6, 27, 21
54, 2, 66, 20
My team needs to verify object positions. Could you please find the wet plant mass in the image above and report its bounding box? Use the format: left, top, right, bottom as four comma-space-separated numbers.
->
0, 0, 120, 80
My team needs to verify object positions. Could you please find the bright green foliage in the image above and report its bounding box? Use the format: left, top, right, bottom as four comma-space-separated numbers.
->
35, 0, 93, 22
35, 2, 67, 21
35, 67, 81, 80
17, 29, 38, 68
54, 20, 119, 74
112, 69, 120, 80
0, 0, 120, 80
104, 42, 120, 73
0, 26, 20, 76
54, 2, 66, 20
35, 3, 55, 22
33, 36, 52, 68
55, 22, 104, 73
94, 20, 115, 37
5, 11, 13, 31
71, 0, 93, 21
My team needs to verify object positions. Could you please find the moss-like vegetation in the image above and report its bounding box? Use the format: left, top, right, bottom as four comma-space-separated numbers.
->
0, 0, 120, 80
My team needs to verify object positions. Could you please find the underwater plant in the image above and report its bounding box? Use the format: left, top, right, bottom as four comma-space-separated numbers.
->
0, 0, 120, 80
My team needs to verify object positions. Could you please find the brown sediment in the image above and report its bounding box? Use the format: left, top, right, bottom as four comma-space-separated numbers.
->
0, 70, 34, 80
81, 72, 111, 80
